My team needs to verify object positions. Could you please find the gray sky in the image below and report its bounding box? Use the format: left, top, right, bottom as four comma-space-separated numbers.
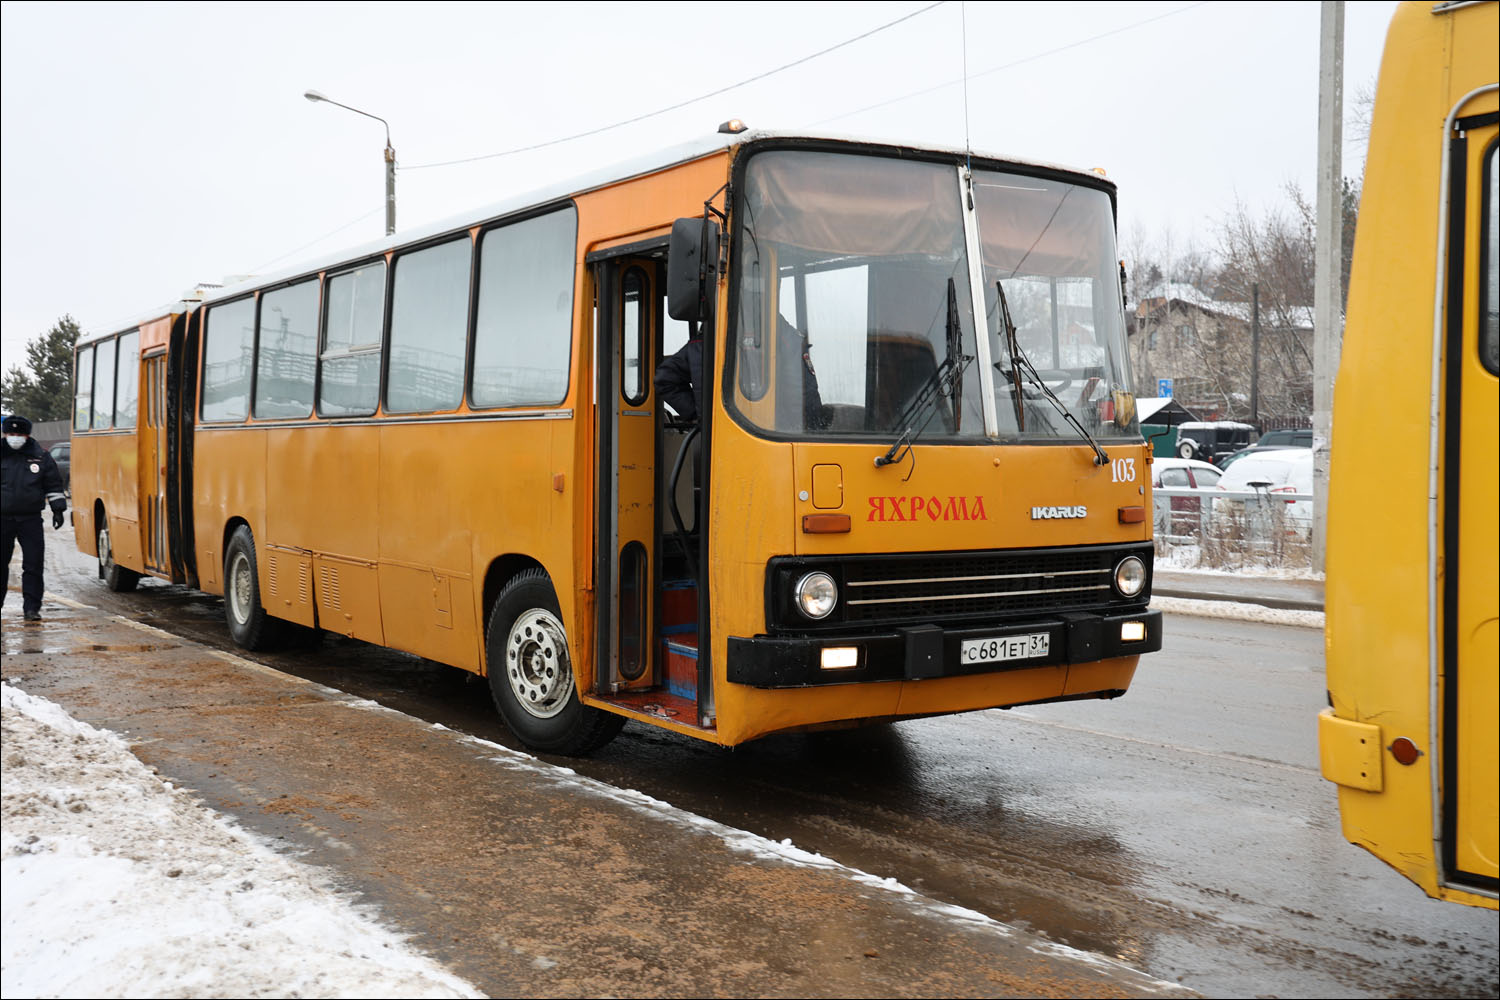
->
1, 1, 1398, 366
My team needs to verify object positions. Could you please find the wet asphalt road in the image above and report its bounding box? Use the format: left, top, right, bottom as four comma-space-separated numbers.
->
8, 545, 1499, 998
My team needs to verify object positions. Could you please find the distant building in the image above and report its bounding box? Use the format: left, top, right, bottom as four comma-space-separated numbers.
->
1127, 283, 1312, 429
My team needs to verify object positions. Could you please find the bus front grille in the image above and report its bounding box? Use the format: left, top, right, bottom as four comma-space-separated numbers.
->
839, 547, 1133, 624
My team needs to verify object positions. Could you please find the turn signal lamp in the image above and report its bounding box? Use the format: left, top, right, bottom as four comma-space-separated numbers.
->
802, 513, 851, 533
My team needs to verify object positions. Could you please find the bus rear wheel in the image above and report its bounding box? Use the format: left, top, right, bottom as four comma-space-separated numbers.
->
223, 525, 282, 650
97, 512, 140, 593
485, 569, 624, 755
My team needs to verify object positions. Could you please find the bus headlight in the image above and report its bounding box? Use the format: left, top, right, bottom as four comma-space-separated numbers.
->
795, 571, 838, 619
1113, 556, 1146, 598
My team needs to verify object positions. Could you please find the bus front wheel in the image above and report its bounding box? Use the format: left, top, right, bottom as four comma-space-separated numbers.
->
223, 525, 282, 650
485, 569, 624, 755
97, 512, 140, 593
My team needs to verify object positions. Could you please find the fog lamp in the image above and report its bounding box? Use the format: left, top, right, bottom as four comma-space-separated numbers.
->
1120, 621, 1146, 642
795, 572, 838, 619
820, 646, 859, 669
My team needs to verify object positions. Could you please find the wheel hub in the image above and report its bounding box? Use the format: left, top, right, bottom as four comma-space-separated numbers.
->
507, 609, 573, 719
228, 552, 253, 626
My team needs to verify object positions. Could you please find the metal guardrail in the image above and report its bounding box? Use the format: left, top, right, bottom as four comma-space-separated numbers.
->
1151, 487, 1314, 566
1152, 487, 1312, 503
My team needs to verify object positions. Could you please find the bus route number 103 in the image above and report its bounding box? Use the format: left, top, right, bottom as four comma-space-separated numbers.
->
1111, 457, 1136, 483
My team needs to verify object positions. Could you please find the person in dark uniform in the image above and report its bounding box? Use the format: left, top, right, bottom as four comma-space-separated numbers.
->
2, 414, 68, 622
654, 333, 703, 423
653, 316, 828, 428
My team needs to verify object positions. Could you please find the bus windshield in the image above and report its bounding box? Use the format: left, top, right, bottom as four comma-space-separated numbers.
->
730, 149, 1137, 442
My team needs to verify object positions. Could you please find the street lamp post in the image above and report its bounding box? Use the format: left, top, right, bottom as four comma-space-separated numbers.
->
304, 89, 396, 236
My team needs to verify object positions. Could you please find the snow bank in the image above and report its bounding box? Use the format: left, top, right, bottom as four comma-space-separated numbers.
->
1151, 595, 1324, 629
1, 683, 480, 1000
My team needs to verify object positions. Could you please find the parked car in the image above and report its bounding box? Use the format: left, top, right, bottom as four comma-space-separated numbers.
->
1218, 428, 1313, 470
1209, 448, 1314, 540
1150, 457, 1223, 536
1174, 421, 1254, 464
47, 441, 70, 492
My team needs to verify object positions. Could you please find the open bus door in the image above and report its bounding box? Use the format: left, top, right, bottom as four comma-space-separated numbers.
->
592, 245, 710, 728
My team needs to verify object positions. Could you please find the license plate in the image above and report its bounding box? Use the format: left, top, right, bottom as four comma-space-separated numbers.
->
960, 631, 1050, 665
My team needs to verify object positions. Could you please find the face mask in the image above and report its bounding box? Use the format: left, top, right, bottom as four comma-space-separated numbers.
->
4, 436, 25, 449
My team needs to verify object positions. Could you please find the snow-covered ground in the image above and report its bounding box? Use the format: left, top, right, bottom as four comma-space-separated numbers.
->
1150, 595, 1323, 629
1, 681, 481, 1000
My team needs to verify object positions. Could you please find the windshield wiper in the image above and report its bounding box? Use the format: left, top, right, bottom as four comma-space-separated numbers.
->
875, 278, 974, 468
993, 280, 1109, 466
996, 278, 1026, 431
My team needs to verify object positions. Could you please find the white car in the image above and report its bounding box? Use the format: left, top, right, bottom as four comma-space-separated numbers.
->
1150, 457, 1224, 536
1209, 448, 1314, 539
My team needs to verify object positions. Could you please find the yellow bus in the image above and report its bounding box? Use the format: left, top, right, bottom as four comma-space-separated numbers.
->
1321, 1, 1498, 908
70, 129, 1161, 754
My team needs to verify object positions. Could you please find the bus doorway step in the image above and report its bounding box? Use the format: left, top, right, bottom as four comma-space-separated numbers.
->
595, 687, 708, 730
593, 632, 707, 729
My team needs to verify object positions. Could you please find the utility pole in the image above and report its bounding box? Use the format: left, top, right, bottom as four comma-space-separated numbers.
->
1251, 282, 1261, 426
304, 90, 397, 236
1312, 1, 1344, 573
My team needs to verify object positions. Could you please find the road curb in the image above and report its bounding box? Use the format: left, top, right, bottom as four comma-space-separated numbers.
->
1152, 587, 1323, 613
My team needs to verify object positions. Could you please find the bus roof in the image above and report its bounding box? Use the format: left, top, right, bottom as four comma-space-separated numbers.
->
81, 129, 1112, 345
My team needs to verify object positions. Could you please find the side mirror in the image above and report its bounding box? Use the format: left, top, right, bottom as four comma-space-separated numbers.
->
666, 216, 721, 324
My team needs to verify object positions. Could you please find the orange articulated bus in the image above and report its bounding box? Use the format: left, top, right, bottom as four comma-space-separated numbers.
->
70, 130, 1161, 754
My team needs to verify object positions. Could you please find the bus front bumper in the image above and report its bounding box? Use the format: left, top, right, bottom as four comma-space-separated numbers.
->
727, 608, 1162, 688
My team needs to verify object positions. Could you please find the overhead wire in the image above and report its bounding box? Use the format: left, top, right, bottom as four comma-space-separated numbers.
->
401, 0, 948, 171
251, 207, 385, 272
961, 0, 972, 173
262, 2, 1203, 274
814, 1, 1210, 127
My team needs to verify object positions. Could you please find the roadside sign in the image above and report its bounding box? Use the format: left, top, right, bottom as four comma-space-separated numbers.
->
1158, 378, 1173, 398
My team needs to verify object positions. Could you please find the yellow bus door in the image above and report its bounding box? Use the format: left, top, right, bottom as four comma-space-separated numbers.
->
1445, 114, 1497, 891
601, 258, 660, 693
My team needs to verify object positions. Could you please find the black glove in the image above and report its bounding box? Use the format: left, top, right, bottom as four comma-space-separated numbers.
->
50, 501, 65, 530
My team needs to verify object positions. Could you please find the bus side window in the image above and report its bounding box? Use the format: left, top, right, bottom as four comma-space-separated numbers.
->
255, 279, 318, 419
115, 331, 139, 427
74, 345, 94, 431
471, 206, 577, 408
92, 335, 117, 430
388, 238, 470, 414
320, 262, 385, 417
202, 297, 255, 422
